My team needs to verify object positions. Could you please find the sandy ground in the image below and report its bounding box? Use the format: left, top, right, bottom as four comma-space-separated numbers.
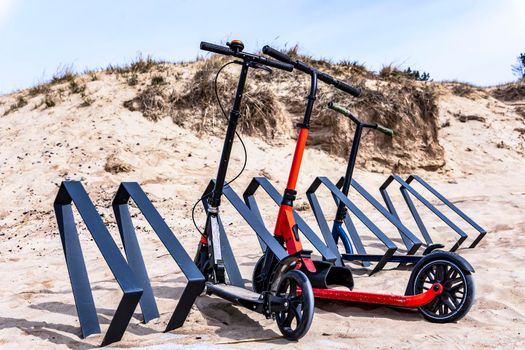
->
0, 75, 525, 349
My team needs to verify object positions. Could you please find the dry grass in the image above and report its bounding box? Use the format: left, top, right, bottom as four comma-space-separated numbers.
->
120, 52, 445, 171
123, 85, 168, 121
50, 64, 76, 85
516, 107, 525, 119
44, 93, 57, 108
150, 75, 165, 86
3, 96, 28, 116
106, 54, 162, 75
3, 47, 459, 172
104, 154, 133, 174
69, 79, 86, 94
124, 57, 292, 139
492, 81, 525, 101
28, 83, 50, 97
451, 83, 476, 97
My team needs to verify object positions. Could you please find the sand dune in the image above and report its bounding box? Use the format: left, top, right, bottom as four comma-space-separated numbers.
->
0, 62, 524, 349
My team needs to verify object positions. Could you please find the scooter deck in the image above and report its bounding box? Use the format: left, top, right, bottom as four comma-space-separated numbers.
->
312, 282, 442, 308
206, 282, 263, 306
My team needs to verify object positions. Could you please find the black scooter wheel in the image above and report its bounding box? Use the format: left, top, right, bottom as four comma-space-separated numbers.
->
275, 270, 314, 340
408, 252, 475, 323
252, 255, 265, 294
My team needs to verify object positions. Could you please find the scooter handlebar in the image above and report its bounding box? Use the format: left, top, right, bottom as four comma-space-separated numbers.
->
200, 41, 234, 56
318, 72, 361, 97
328, 102, 393, 136
262, 45, 295, 65
376, 124, 394, 136
327, 102, 351, 117
200, 41, 294, 72
262, 45, 361, 97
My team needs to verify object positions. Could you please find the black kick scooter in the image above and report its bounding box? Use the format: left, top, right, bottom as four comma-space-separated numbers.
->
194, 40, 315, 339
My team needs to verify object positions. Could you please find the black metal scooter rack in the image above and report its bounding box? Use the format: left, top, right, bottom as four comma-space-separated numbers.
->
54, 181, 205, 346
305, 103, 486, 274
379, 174, 487, 251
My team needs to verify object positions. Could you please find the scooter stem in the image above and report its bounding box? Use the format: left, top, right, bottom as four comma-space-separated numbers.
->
335, 123, 364, 222
209, 61, 250, 208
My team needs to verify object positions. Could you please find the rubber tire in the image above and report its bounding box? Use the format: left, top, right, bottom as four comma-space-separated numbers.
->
252, 255, 265, 294
275, 270, 314, 340
407, 252, 475, 323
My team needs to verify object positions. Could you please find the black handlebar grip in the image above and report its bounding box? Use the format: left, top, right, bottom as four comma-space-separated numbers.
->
317, 71, 361, 97
200, 41, 233, 56
262, 45, 295, 65
258, 56, 294, 72
334, 80, 362, 97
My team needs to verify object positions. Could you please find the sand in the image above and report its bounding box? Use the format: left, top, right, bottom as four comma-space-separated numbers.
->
0, 71, 524, 349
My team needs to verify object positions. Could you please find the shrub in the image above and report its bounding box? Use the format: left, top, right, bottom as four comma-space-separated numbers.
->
380, 65, 430, 81
44, 93, 56, 108
151, 75, 165, 85
511, 53, 525, 79
50, 64, 76, 84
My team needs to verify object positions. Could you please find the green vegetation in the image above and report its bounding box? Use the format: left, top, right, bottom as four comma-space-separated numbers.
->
512, 53, 525, 80
380, 65, 430, 81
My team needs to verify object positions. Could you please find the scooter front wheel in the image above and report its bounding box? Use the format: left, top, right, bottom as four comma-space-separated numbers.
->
275, 270, 314, 340
408, 252, 475, 323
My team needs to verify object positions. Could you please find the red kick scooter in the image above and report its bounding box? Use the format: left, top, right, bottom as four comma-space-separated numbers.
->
253, 46, 475, 322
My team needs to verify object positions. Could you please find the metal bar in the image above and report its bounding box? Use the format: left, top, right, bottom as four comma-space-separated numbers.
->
315, 177, 399, 274
379, 180, 410, 248
408, 175, 487, 248
334, 177, 369, 265
381, 175, 469, 251
243, 177, 338, 263
399, 187, 433, 245
318, 177, 397, 251
242, 178, 268, 251
113, 182, 206, 332
350, 179, 422, 253
54, 181, 143, 346
221, 183, 288, 261
113, 199, 159, 323
306, 186, 342, 262
54, 196, 100, 338
201, 181, 244, 288
342, 253, 423, 263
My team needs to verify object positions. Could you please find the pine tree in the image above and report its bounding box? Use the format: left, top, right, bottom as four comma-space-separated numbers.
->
511, 53, 525, 79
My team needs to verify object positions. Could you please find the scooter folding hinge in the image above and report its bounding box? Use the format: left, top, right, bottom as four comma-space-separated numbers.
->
281, 189, 297, 206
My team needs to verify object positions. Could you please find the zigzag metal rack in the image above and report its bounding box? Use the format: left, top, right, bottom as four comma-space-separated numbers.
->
54, 181, 205, 346
379, 175, 487, 250
113, 182, 205, 331
54, 181, 143, 346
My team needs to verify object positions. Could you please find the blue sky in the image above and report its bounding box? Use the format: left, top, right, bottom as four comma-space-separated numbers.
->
1, 0, 524, 94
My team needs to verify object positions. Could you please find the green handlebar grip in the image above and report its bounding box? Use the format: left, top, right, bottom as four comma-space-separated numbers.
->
327, 102, 351, 117
376, 124, 394, 136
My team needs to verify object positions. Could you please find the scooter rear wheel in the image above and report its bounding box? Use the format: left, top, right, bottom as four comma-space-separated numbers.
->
275, 270, 314, 340
410, 255, 475, 323
252, 255, 265, 294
